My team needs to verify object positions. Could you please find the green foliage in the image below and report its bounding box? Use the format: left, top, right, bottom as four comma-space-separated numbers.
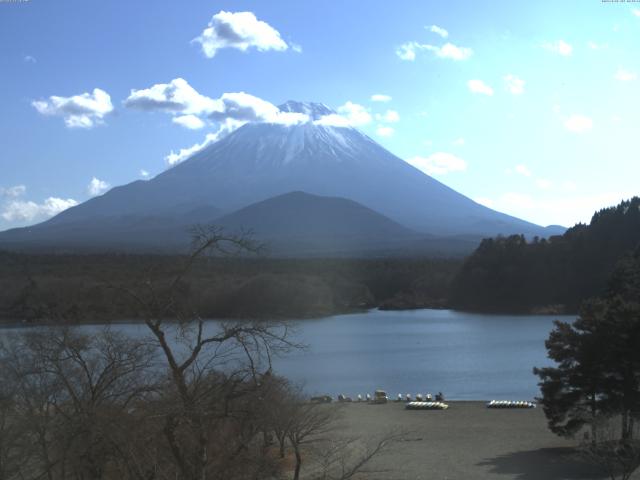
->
534, 250, 640, 441
452, 197, 640, 313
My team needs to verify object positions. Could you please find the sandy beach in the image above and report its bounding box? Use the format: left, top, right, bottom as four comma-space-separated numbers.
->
334, 401, 626, 480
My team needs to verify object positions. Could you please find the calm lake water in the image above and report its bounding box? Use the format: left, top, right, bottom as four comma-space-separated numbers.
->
270, 309, 574, 400
1, 309, 574, 401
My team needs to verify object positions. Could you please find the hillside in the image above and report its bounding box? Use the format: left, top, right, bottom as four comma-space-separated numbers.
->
0, 101, 562, 255
450, 197, 640, 313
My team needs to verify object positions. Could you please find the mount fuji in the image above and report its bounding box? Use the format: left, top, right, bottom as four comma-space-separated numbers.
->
0, 101, 563, 255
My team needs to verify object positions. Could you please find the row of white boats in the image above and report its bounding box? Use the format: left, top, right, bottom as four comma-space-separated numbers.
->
315, 393, 537, 410
486, 400, 536, 409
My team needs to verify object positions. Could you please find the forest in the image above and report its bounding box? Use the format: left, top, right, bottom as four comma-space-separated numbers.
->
451, 197, 640, 313
0, 249, 459, 324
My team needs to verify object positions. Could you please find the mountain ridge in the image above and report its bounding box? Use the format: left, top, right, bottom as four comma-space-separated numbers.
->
0, 100, 565, 254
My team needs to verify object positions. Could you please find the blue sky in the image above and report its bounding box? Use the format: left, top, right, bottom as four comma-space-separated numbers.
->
1, 0, 639, 231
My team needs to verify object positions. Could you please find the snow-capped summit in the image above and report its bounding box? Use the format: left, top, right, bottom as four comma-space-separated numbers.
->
278, 100, 335, 120
1, 100, 564, 253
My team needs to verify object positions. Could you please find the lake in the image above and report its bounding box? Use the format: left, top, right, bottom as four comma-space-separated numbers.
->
0, 309, 574, 401
271, 309, 573, 400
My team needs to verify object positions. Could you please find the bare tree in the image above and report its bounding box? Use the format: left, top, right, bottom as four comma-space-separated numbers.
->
0, 328, 158, 480
286, 399, 339, 480
117, 226, 300, 480
310, 432, 404, 480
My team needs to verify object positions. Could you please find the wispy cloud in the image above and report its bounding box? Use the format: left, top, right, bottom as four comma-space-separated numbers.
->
514, 164, 532, 177
370, 94, 392, 102
542, 40, 573, 56
564, 114, 593, 133
504, 74, 525, 95
376, 125, 394, 137
467, 79, 494, 96
406, 152, 467, 175
375, 110, 399, 123
614, 68, 637, 81
427, 25, 449, 38
315, 101, 372, 128
0, 185, 26, 198
396, 42, 472, 61
165, 122, 241, 166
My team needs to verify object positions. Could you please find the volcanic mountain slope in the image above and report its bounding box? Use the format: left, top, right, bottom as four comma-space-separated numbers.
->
213, 191, 473, 256
0, 101, 563, 253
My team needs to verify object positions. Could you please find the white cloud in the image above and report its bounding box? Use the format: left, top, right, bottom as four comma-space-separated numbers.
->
474, 197, 495, 208
338, 102, 371, 126
32, 88, 113, 129
193, 10, 289, 58
87, 177, 110, 197
633, 9, 640, 17
23, 55, 36, 63
165, 120, 243, 166
542, 40, 573, 56
371, 94, 392, 102
406, 152, 467, 175
587, 41, 607, 50
376, 125, 394, 137
452, 137, 465, 146
125, 79, 309, 130
2, 197, 78, 222
124, 78, 218, 116
536, 179, 553, 190
614, 68, 637, 81
0, 185, 26, 198
564, 114, 593, 133
314, 101, 371, 128
515, 164, 532, 177
210, 92, 309, 125
313, 114, 351, 128
504, 74, 525, 95
172, 114, 206, 130
165, 132, 221, 166
375, 110, 400, 123
396, 42, 472, 61
428, 25, 449, 38
425, 42, 472, 60
467, 79, 494, 96
291, 43, 303, 53
396, 43, 418, 61
140, 169, 150, 178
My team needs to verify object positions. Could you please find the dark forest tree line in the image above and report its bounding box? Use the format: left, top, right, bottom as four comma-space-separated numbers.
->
452, 197, 640, 313
0, 249, 460, 324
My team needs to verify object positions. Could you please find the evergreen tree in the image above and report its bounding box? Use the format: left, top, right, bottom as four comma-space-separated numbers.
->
534, 250, 640, 442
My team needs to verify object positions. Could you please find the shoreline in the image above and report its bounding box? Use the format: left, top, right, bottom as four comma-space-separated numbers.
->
0, 305, 576, 329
